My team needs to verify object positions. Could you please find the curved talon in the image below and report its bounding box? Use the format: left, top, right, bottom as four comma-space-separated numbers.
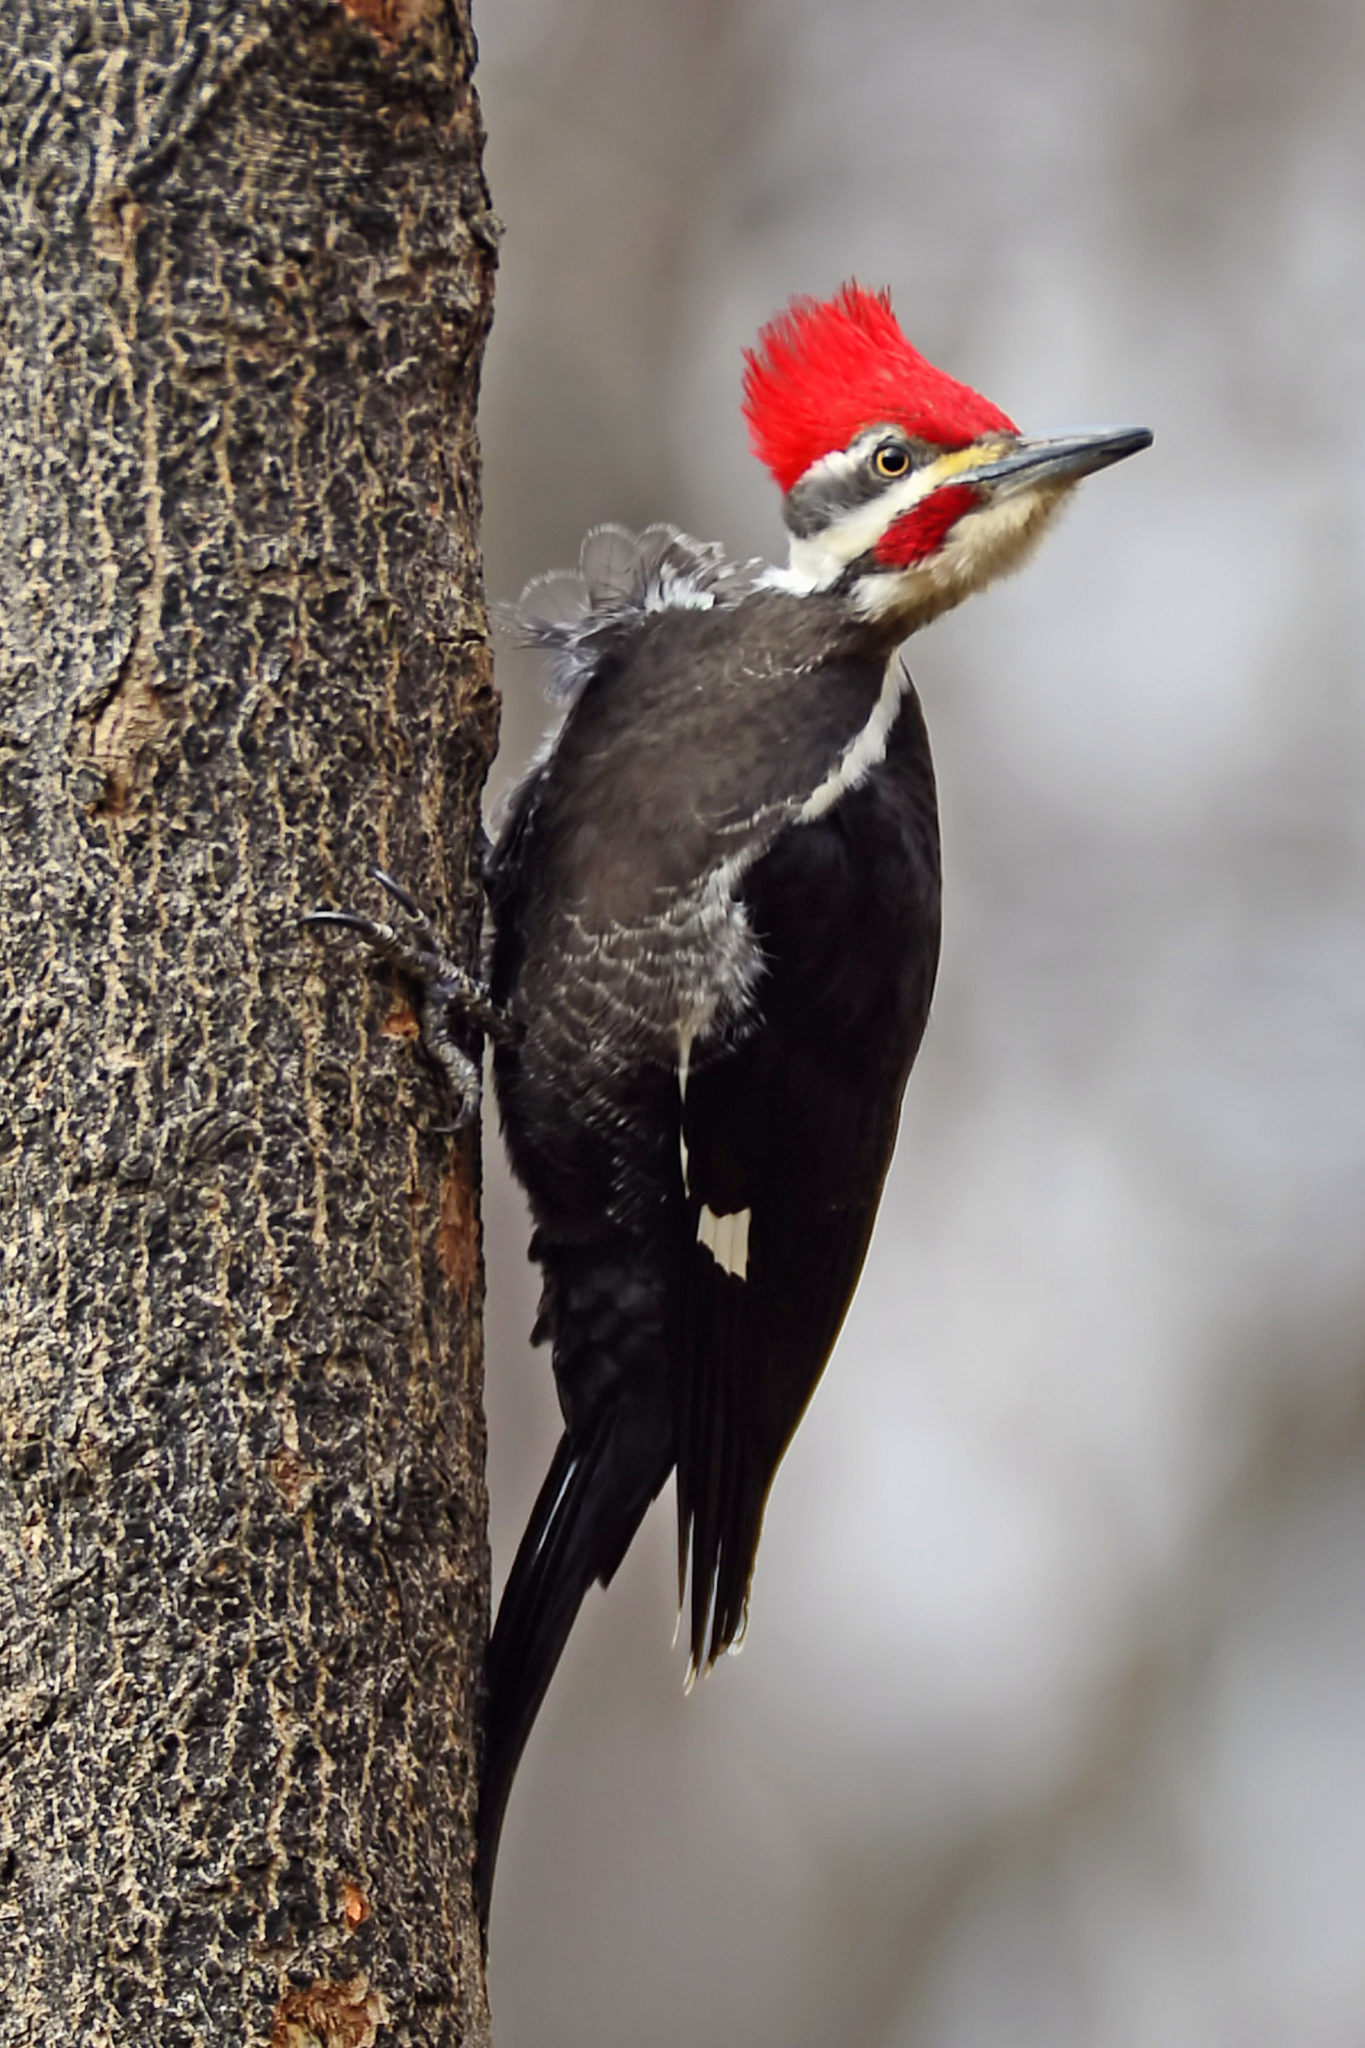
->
305, 871, 513, 1124
369, 865, 427, 925
431, 1100, 480, 1139
307, 907, 446, 985
303, 909, 384, 939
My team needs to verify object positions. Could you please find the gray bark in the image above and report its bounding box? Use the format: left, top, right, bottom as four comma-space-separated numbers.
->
0, 3, 497, 2041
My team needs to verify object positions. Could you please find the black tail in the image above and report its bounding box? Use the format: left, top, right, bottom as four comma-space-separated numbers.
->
476, 1396, 672, 1940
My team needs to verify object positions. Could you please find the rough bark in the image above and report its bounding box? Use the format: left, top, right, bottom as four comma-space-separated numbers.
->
0, 3, 498, 2042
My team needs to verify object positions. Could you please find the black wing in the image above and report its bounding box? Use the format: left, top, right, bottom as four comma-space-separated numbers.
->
674, 692, 941, 1669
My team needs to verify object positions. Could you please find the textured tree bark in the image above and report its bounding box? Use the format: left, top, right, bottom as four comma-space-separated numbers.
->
0, 3, 497, 2042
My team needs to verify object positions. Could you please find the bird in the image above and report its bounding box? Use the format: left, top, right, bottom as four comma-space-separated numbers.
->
309, 281, 1150, 1940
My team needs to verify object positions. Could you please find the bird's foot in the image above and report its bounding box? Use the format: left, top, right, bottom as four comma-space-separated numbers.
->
305, 866, 517, 1131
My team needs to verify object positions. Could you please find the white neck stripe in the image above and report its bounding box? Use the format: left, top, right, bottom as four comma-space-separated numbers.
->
800, 658, 910, 821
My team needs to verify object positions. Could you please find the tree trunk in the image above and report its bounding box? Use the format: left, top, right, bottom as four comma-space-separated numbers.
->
0, 3, 497, 2041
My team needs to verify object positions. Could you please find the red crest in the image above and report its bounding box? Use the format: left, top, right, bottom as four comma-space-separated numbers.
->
742, 283, 1017, 495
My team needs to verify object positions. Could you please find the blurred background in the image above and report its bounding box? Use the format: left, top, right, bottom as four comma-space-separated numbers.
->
472, 1, 1365, 2041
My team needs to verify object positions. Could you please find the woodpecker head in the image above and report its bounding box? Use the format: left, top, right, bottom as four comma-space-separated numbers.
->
744, 283, 1151, 630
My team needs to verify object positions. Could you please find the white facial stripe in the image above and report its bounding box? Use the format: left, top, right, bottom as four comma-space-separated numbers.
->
773, 441, 1013, 594
697, 1204, 751, 1281
780, 466, 940, 590
791, 441, 870, 494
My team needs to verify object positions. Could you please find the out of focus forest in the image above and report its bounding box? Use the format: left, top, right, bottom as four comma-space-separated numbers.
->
474, 1, 1365, 2041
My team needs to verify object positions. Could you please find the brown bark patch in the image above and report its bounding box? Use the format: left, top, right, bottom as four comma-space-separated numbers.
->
85, 658, 167, 815
340, 1880, 372, 1929
339, 0, 443, 45
268, 1447, 317, 1510
381, 996, 421, 1040
271, 1979, 385, 2048
438, 1156, 480, 1305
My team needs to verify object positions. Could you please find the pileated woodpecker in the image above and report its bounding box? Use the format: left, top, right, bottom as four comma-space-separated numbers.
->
309, 283, 1150, 1938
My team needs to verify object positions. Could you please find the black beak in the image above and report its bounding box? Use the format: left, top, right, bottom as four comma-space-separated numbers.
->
965, 424, 1153, 495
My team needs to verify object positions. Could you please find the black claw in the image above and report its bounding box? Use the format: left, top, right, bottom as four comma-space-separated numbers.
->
431, 1110, 476, 1139
305, 870, 515, 1127
303, 909, 384, 939
369, 864, 426, 924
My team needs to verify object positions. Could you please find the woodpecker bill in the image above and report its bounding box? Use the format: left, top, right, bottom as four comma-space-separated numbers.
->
308, 282, 1150, 1939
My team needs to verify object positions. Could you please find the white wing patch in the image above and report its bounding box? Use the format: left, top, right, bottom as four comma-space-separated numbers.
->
680, 1025, 753, 1280
697, 1204, 752, 1281
677, 1024, 695, 1195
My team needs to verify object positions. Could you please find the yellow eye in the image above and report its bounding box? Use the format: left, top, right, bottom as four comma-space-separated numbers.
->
874, 442, 912, 479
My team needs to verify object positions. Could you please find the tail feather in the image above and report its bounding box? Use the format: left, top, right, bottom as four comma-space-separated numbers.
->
476, 1401, 672, 1941
678, 1256, 759, 1675
476, 1431, 599, 1938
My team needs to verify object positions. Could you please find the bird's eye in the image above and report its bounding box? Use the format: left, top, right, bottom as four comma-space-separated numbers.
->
873, 442, 912, 479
